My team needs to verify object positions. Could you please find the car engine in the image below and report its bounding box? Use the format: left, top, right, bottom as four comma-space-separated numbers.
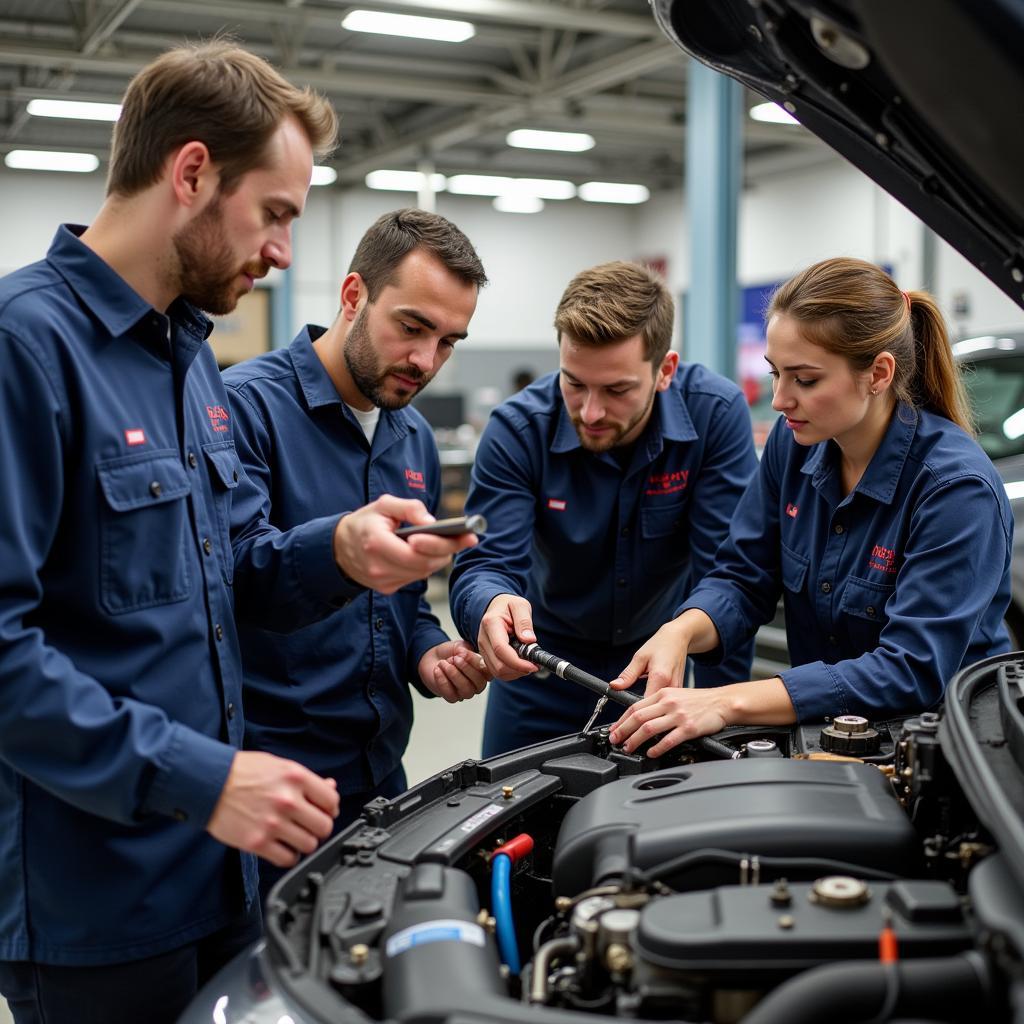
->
183, 653, 1024, 1023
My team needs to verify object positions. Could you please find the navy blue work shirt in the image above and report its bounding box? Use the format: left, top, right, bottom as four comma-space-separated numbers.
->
0, 228, 353, 965
449, 367, 758, 751
682, 405, 1013, 720
223, 329, 448, 793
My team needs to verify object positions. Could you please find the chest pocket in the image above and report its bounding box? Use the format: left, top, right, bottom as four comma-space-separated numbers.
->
780, 543, 809, 594
839, 576, 895, 651
96, 451, 192, 614
640, 501, 688, 574
202, 442, 241, 584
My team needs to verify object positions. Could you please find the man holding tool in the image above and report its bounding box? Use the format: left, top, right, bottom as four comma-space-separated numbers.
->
449, 261, 758, 755
224, 208, 491, 899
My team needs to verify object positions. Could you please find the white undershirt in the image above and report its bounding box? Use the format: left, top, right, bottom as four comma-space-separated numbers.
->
345, 402, 381, 444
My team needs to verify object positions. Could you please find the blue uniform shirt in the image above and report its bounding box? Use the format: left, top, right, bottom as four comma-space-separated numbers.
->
223, 329, 448, 792
0, 228, 351, 965
682, 405, 1013, 720
449, 366, 757, 752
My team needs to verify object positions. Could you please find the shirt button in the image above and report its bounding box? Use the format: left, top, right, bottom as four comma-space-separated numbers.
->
828, 634, 838, 644
173, 809, 188, 822
374, 617, 384, 632
202, 537, 212, 556
833, 523, 845, 534
620, 526, 631, 537
821, 581, 832, 594
188, 452, 197, 469
226, 702, 235, 720
616, 578, 627, 588
215, 624, 224, 641
149, 481, 162, 497
865, 605, 876, 617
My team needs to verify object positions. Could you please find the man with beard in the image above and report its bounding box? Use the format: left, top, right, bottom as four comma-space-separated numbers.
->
449, 261, 758, 755
222, 208, 490, 899
0, 47, 477, 1024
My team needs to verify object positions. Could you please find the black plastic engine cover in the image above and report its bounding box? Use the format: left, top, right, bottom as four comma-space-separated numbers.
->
551, 759, 916, 896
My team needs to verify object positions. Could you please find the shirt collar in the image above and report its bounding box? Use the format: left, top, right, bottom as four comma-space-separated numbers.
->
550, 368, 698, 455
46, 224, 212, 343
801, 403, 918, 505
288, 325, 416, 434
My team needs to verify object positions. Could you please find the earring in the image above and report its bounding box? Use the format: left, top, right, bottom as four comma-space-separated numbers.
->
870, 388, 879, 396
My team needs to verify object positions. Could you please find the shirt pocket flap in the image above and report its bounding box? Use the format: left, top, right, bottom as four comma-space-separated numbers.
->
97, 452, 190, 512
202, 443, 242, 491
641, 502, 685, 539
840, 576, 895, 622
780, 542, 809, 592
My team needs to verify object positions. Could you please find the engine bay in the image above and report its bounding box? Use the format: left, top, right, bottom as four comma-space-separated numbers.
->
227, 654, 1024, 1024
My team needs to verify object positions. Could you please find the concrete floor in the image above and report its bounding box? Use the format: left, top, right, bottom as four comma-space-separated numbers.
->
0, 576, 486, 1021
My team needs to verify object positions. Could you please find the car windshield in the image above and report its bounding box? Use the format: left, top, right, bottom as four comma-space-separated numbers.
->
962, 354, 1024, 462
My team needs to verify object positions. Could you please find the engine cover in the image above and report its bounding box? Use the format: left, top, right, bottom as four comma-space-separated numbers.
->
552, 759, 916, 896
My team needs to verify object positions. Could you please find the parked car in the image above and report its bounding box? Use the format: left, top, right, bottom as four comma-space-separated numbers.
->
180, 2, 1024, 1022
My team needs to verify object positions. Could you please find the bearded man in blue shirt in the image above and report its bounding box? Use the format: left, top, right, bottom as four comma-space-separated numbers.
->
449, 261, 758, 755
0, 44, 476, 1024
224, 208, 491, 900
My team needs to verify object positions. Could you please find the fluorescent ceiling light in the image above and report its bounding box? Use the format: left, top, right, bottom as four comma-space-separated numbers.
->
310, 166, 338, 186
493, 194, 544, 214
365, 169, 447, 192
1005, 480, 1024, 502
446, 174, 514, 197
578, 181, 650, 204
27, 98, 122, 122
506, 178, 575, 200
4, 150, 99, 173
341, 10, 474, 42
749, 101, 799, 125
506, 129, 595, 153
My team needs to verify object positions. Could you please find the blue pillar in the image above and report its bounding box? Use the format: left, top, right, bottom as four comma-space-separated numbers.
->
684, 62, 742, 379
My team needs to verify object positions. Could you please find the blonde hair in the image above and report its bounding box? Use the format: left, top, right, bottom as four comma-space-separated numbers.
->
768, 257, 973, 433
554, 261, 674, 364
108, 40, 337, 197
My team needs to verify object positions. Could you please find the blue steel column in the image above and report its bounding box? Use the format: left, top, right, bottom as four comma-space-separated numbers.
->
684, 62, 743, 379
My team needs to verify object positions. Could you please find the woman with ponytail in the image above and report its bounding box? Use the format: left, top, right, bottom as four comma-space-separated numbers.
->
608, 257, 1013, 755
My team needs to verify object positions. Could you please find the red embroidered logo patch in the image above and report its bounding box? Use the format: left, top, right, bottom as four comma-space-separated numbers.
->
547, 498, 567, 511
124, 428, 146, 447
405, 468, 425, 490
786, 503, 799, 518
646, 469, 689, 496
868, 544, 898, 574
206, 404, 229, 433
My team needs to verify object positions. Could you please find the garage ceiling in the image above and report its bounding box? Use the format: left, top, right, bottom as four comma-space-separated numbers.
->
0, 0, 830, 192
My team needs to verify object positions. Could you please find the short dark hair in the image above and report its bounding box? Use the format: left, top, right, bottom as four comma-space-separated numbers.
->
554, 261, 674, 364
348, 208, 488, 300
107, 40, 337, 198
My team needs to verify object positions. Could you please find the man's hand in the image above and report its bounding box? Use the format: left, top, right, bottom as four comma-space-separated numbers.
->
610, 612, 712, 697
477, 593, 541, 680
608, 686, 731, 758
333, 495, 478, 594
206, 751, 340, 868
419, 640, 490, 702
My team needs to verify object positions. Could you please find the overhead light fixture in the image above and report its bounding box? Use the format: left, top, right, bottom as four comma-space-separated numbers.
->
310, 166, 338, 186
507, 178, 575, 200
493, 195, 544, 214
365, 169, 447, 192
578, 181, 650, 204
446, 174, 513, 197
506, 129, 595, 153
341, 10, 474, 42
4, 150, 100, 173
26, 98, 121, 122
749, 101, 799, 125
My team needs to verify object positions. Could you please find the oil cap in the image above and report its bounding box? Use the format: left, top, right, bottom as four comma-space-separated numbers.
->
819, 715, 881, 755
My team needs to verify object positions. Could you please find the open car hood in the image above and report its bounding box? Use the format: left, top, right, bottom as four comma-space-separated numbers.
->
651, 0, 1024, 307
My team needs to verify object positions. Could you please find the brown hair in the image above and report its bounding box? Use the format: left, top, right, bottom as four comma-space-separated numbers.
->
348, 208, 487, 299
554, 261, 674, 365
767, 257, 973, 433
107, 40, 337, 197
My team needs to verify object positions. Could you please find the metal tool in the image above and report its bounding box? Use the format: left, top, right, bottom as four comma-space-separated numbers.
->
579, 695, 608, 737
510, 638, 740, 760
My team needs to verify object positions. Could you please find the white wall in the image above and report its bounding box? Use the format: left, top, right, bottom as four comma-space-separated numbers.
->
2, 157, 1021, 349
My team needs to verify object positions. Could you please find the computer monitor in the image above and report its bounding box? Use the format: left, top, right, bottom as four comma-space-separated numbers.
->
412, 392, 466, 430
